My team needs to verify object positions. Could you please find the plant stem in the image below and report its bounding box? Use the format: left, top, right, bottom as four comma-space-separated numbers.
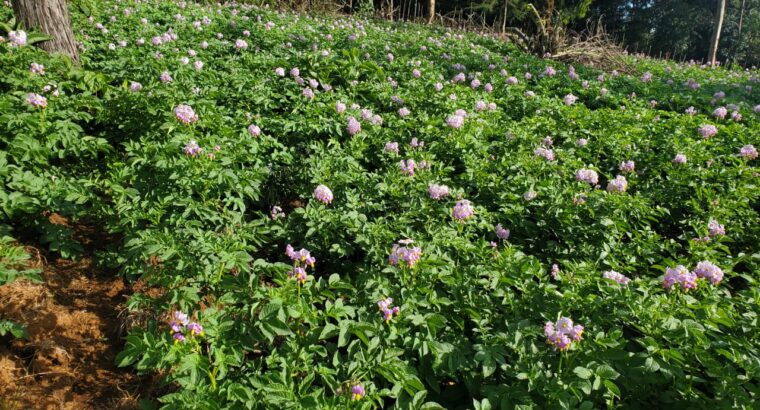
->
215, 262, 224, 283
39, 109, 46, 132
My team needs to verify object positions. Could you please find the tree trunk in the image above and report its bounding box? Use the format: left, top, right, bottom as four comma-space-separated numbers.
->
427, 0, 434, 23
707, 0, 726, 66
737, 0, 746, 37
12, 0, 79, 62
501, 0, 507, 33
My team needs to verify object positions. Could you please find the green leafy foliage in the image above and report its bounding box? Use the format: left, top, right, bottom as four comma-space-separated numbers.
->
0, 226, 41, 285
0, 1, 759, 409
0, 320, 27, 339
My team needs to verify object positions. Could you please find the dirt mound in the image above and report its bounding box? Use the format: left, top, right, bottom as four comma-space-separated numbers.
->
0, 217, 157, 410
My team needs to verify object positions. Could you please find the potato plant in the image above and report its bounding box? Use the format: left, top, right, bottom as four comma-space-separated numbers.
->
0, 1, 759, 408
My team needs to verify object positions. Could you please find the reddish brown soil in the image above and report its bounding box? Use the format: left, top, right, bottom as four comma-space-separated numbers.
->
0, 217, 158, 410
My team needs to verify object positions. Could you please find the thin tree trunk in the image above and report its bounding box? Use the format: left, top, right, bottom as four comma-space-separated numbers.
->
427, 0, 434, 23
708, 0, 726, 66
11, 0, 79, 62
501, 0, 507, 33
737, 0, 746, 37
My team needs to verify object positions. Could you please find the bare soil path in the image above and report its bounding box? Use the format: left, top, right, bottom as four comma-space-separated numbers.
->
0, 216, 157, 410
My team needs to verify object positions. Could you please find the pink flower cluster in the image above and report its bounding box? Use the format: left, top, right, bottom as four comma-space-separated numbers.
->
286, 244, 316, 283
452, 199, 475, 221
606, 175, 628, 193
270, 206, 285, 220
377, 297, 400, 323
550, 264, 560, 280
619, 160, 635, 173
663, 262, 725, 290
534, 147, 555, 161
388, 240, 422, 268
495, 224, 510, 240
183, 140, 203, 157
713, 107, 727, 119
693, 261, 724, 285
694, 218, 726, 243
708, 219, 725, 237
174, 104, 198, 125
169, 311, 204, 343
428, 184, 450, 200
248, 124, 261, 137
347, 117, 361, 135
8, 30, 27, 47
399, 159, 417, 176
314, 184, 333, 204
544, 317, 584, 351
672, 154, 687, 164
446, 113, 465, 129
30, 62, 45, 75
384, 141, 399, 154
740, 144, 758, 160
602, 270, 630, 286
663, 265, 697, 291
26, 93, 47, 109
575, 169, 599, 185
698, 124, 718, 139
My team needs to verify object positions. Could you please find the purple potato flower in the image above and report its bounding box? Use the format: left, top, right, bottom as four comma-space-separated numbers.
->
286, 244, 316, 267
602, 270, 630, 286
495, 224, 510, 240
183, 140, 203, 157
446, 114, 464, 129
534, 147, 555, 161
663, 265, 697, 291
351, 384, 365, 400
619, 160, 635, 173
388, 241, 422, 268
399, 159, 417, 176
347, 117, 361, 136
606, 175, 628, 193
707, 219, 725, 237
452, 199, 475, 221
174, 104, 198, 125
693, 261, 724, 285
713, 107, 728, 119
314, 185, 333, 204
740, 144, 758, 160
30, 62, 45, 75
384, 141, 399, 154
428, 184, 450, 200
544, 317, 583, 351
377, 297, 401, 322
26, 93, 47, 109
699, 124, 718, 139
575, 169, 599, 185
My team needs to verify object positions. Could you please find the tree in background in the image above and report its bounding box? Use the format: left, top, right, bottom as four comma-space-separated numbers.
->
583, 0, 760, 66
722, 0, 760, 66
708, 0, 727, 65
11, 0, 79, 62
